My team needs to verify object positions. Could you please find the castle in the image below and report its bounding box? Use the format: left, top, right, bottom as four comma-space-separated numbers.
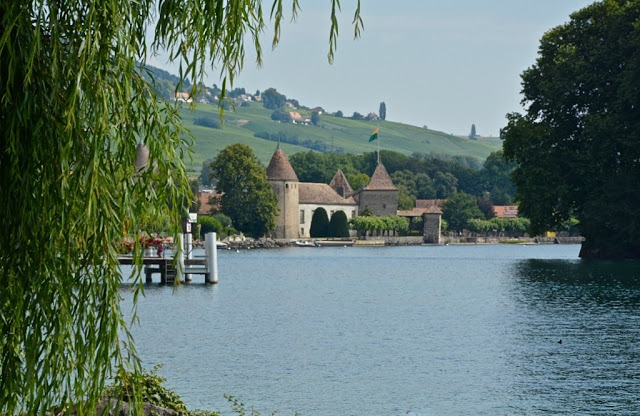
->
266, 145, 398, 239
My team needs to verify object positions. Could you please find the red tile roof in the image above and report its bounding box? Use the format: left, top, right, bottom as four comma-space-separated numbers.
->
493, 205, 519, 218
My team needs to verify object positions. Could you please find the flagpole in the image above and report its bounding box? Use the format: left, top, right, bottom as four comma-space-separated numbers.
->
377, 123, 380, 164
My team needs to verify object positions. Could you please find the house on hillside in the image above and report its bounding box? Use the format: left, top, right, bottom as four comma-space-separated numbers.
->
289, 111, 310, 125
493, 205, 519, 218
174, 92, 192, 103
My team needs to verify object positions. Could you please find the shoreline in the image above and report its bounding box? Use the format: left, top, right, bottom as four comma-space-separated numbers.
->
194, 235, 584, 250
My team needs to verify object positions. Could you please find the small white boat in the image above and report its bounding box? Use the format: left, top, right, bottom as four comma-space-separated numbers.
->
296, 240, 319, 247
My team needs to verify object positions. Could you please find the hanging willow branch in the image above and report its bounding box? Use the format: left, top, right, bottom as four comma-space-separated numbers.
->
0, 0, 361, 414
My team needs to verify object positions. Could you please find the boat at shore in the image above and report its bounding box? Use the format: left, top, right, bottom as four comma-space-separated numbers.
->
313, 239, 355, 247
295, 240, 320, 247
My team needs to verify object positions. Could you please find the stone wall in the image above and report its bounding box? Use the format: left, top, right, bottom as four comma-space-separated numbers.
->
358, 190, 398, 216
360, 236, 424, 245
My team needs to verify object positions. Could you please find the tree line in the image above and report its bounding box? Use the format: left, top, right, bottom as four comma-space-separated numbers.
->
288, 149, 516, 208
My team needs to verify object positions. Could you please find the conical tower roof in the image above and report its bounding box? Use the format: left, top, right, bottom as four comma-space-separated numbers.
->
266, 146, 299, 181
329, 169, 353, 197
364, 162, 396, 190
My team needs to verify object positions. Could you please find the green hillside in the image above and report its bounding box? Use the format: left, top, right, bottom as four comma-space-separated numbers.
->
180, 102, 501, 173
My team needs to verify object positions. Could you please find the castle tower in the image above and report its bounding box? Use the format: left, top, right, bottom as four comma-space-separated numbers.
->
329, 169, 353, 197
423, 205, 442, 244
266, 145, 300, 239
352, 162, 398, 216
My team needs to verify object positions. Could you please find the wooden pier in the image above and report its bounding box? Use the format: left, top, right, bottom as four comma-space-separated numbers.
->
118, 232, 219, 284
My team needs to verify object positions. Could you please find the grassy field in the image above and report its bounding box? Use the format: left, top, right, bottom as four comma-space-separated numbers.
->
179, 101, 501, 173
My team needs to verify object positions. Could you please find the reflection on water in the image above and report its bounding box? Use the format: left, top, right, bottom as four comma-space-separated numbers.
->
507, 259, 640, 414
122, 245, 640, 415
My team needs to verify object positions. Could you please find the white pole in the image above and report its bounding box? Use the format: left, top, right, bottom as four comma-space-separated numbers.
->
185, 232, 193, 282
177, 233, 185, 283
212, 232, 218, 284
205, 232, 218, 284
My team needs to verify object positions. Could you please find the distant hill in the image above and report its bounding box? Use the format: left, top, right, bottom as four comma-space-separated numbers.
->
182, 103, 501, 173
141, 65, 501, 172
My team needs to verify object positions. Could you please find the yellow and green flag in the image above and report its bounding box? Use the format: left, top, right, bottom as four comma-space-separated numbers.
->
369, 127, 379, 142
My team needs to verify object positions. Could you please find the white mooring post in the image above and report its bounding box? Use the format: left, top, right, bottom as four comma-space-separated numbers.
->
185, 233, 193, 282
205, 232, 218, 284
176, 233, 185, 283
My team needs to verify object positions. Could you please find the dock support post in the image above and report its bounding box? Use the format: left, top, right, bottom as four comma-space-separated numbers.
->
185, 233, 193, 282
205, 232, 218, 284
176, 233, 185, 283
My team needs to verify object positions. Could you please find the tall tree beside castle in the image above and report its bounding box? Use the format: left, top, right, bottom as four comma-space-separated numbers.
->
379, 102, 387, 120
210, 144, 278, 237
502, 0, 640, 259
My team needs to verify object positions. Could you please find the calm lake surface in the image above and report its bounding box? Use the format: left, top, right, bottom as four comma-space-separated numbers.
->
120, 244, 640, 415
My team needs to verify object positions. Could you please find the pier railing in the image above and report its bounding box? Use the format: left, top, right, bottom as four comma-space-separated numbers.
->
118, 232, 218, 284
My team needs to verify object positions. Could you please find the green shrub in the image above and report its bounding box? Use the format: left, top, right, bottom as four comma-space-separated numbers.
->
198, 216, 224, 239
107, 365, 189, 415
193, 117, 220, 129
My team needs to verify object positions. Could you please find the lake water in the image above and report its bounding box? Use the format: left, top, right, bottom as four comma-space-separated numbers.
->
120, 244, 640, 415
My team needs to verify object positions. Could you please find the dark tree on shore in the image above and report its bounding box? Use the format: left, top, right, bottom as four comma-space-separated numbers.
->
328, 211, 350, 237
210, 144, 278, 238
310, 208, 329, 238
442, 192, 484, 232
501, 0, 640, 259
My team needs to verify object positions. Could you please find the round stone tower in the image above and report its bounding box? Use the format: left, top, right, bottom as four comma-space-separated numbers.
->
266, 145, 300, 239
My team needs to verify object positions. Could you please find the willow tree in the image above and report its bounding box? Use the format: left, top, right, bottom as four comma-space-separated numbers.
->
0, 1, 362, 414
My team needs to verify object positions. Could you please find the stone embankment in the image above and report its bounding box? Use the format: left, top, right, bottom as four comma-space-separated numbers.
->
192, 235, 584, 249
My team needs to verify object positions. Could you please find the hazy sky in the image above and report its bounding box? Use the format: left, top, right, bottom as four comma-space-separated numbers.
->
149, 0, 595, 136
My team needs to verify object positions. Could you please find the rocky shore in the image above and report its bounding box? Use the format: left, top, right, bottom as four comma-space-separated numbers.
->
191, 235, 584, 250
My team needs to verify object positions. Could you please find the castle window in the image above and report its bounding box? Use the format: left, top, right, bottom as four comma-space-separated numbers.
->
351, 210, 356, 218
382, 204, 387, 209
300, 210, 305, 224
286, 184, 289, 188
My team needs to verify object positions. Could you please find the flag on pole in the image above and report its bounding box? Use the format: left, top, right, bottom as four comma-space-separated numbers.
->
369, 127, 379, 142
